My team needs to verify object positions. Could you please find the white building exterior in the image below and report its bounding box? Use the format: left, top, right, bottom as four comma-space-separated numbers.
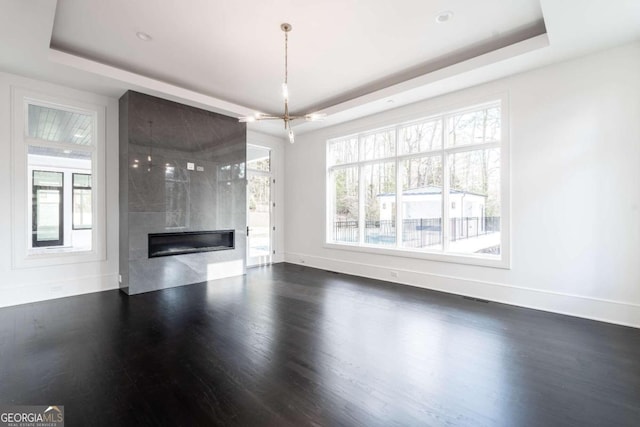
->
378, 186, 487, 222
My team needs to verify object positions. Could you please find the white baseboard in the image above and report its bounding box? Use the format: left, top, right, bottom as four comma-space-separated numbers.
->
284, 252, 640, 328
273, 252, 285, 264
0, 274, 119, 308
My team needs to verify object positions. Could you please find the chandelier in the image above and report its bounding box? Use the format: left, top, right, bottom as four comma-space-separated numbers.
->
239, 23, 325, 143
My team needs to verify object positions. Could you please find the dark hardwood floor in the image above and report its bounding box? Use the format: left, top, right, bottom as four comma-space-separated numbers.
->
1, 263, 639, 426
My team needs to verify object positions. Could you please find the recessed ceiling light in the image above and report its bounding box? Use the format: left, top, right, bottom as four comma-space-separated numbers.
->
136, 31, 152, 41
435, 11, 454, 24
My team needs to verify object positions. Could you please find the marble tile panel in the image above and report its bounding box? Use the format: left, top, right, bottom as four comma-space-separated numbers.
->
119, 91, 247, 295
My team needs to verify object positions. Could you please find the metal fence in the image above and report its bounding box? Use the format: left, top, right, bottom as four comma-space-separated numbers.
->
333, 220, 359, 243
333, 217, 500, 247
450, 216, 500, 242
402, 218, 443, 248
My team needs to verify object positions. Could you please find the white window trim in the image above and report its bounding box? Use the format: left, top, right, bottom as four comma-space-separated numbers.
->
11, 87, 107, 268
324, 94, 511, 269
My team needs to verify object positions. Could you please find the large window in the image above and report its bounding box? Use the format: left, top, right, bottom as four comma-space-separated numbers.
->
11, 88, 105, 267
25, 104, 95, 253
327, 100, 508, 266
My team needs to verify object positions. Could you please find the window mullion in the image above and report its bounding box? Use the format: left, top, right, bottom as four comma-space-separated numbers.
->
358, 137, 365, 245
24, 137, 96, 153
395, 126, 402, 249
358, 167, 365, 245
327, 170, 333, 243
442, 118, 450, 253
443, 141, 500, 155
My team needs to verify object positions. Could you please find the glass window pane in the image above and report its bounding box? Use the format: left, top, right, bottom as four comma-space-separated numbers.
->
332, 167, 359, 243
361, 129, 395, 161
399, 119, 442, 154
27, 104, 93, 146
73, 189, 92, 229
35, 191, 60, 238
73, 173, 91, 188
248, 175, 271, 258
32, 169, 64, 247
448, 148, 501, 255
328, 137, 358, 166
400, 156, 443, 249
446, 106, 500, 147
33, 170, 63, 187
363, 162, 396, 246
247, 145, 270, 171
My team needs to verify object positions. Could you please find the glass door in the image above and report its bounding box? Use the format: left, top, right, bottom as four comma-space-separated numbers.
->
247, 145, 272, 266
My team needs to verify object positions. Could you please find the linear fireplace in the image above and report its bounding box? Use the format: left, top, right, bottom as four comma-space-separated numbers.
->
148, 230, 235, 258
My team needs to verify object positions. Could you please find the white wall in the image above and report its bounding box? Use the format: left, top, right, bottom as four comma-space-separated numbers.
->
284, 42, 640, 327
0, 71, 119, 307
247, 130, 286, 264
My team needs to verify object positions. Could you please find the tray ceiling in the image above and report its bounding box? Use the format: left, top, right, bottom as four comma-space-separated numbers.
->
51, 0, 545, 115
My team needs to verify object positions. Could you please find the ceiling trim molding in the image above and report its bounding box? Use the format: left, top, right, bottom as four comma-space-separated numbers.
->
48, 48, 255, 118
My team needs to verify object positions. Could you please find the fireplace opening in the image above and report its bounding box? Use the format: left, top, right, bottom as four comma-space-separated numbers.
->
148, 230, 234, 258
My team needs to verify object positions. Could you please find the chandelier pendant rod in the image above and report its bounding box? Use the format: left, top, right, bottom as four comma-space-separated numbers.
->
283, 24, 290, 129
239, 23, 325, 143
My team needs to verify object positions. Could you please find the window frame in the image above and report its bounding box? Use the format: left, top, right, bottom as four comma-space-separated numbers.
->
325, 95, 510, 269
11, 87, 107, 268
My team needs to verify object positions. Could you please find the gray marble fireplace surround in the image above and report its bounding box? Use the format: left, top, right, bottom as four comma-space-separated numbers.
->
119, 91, 246, 295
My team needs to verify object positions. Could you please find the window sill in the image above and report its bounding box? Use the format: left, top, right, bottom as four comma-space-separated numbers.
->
323, 242, 511, 269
